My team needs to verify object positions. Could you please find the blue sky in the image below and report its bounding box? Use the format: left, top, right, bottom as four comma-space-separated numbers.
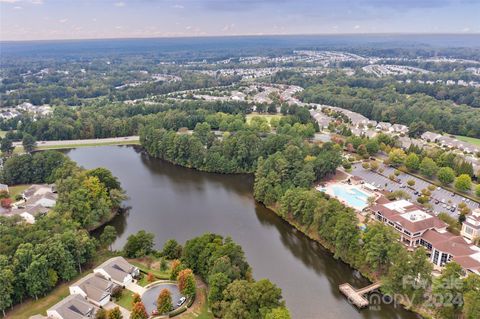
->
1, 0, 479, 41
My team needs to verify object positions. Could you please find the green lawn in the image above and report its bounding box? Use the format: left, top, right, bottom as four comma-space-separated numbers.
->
455, 135, 480, 147
114, 289, 135, 311
246, 113, 283, 125
9, 184, 31, 198
129, 259, 171, 280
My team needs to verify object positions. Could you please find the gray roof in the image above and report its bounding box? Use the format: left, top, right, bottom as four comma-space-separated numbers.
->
95, 256, 137, 283
71, 273, 118, 302
48, 294, 98, 319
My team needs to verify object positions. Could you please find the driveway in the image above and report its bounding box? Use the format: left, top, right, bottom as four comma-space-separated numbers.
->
125, 281, 146, 295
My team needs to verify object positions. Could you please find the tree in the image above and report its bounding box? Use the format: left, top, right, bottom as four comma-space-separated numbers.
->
432, 262, 464, 319
464, 290, 480, 319
475, 184, 480, 197
123, 230, 155, 258
388, 149, 406, 167
95, 309, 108, 319
419, 157, 438, 178
454, 174, 472, 192
407, 179, 416, 187
170, 259, 183, 280
437, 167, 455, 185
265, 307, 291, 319
107, 306, 123, 319
87, 168, 121, 191
161, 239, 182, 259
157, 288, 173, 314
100, 226, 117, 251
405, 153, 420, 171
177, 268, 196, 297
132, 293, 141, 304
22, 134, 37, 153
0, 268, 14, 317
0, 137, 14, 155
131, 301, 148, 319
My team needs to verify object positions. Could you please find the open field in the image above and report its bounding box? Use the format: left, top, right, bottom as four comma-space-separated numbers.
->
455, 135, 480, 147
246, 113, 283, 125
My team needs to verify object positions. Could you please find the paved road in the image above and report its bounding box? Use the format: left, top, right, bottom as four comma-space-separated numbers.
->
351, 163, 479, 218
13, 136, 140, 148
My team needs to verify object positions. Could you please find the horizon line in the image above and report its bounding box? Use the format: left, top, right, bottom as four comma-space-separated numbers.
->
2, 32, 480, 44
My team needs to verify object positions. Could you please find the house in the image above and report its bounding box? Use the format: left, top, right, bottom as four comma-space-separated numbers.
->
10, 184, 57, 223
94, 256, 139, 286
391, 124, 409, 134
461, 209, 480, 242
421, 131, 441, 142
46, 294, 99, 319
69, 273, 119, 307
376, 122, 392, 131
372, 199, 447, 248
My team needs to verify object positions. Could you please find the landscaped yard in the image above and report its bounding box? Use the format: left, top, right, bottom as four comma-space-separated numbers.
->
129, 258, 171, 280
114, 289, 136, 311
180, 287, 213, 319
455, 135, 480, 147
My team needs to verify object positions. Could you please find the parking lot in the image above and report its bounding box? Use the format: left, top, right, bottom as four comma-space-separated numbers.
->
351, 163, 479, 218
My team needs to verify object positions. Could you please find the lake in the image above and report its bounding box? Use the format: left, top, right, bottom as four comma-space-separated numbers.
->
66, 145, 420, 319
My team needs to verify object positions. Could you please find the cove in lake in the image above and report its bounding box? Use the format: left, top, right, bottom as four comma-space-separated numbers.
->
66, 145, 420, 319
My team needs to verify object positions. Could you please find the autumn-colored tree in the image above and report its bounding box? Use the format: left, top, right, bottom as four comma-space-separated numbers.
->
132, 293, 141, 304
177, 268, 196, 296
107, 307, 123, 319
157, 289, 173, 314
131, 301, 148, 319
169, 259, 182, 280
147, 272, 155, 283
95, 309, 108, 319
0, 198, 12, 209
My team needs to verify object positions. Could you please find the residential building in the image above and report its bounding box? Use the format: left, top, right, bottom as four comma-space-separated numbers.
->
46, 294, 99, 319
391, 124, 409, 134
0, 183, 9, 193
461, 209, 480, 242
94, 256, 139, 286
421, 131, 442, 142
9, 184, 57, 223
376, 122, 392, 131
69, 273, 119, 307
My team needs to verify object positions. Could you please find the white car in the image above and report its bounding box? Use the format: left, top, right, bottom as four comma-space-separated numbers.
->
177, 297, 187, 307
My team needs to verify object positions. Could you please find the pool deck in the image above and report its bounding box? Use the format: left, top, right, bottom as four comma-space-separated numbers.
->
316, 182, 374, 211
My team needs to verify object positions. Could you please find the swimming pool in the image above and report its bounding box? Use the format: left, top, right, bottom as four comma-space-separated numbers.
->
319, 184, 371, 210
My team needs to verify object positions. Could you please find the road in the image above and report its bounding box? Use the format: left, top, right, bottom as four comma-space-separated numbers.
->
13, 136, 140, 148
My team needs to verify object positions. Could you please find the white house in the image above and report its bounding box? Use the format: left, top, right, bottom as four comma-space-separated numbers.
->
461, 209, 480, 242
69, 273, 119, 307
93, 256, 139, 286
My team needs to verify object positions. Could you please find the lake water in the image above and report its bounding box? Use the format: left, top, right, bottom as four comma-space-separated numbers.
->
66, 145, 420, 319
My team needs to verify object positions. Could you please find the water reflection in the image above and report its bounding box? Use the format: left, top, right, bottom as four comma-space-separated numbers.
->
68, 145, 420, 319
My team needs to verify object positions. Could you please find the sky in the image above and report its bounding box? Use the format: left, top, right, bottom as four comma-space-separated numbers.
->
1, 0, 480, 41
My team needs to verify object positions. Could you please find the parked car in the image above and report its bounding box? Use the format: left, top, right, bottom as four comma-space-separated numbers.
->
177, 297, 187, 307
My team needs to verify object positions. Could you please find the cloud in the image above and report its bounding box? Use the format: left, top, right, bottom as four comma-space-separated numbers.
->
222, 23, 235, 31
114, 1, 125, 7
0, 0, 43, 4
59, 18, 68, 23
172, 4, 184, 9
354, 25, 360, 30
13, 5, 22, 9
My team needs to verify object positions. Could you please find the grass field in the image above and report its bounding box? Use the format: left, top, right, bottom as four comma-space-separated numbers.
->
455, 135, 480, 147
246, 113, 283, 125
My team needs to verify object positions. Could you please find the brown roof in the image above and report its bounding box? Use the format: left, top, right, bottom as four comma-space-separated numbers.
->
373, 203, 447, 233
453, 256, 480, 272
48, 294, 98, 319
422, 230, 475, 256
95, 256, 137, 283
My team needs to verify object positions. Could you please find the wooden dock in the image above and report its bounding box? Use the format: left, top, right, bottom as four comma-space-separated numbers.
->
339, 282, 382, 308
